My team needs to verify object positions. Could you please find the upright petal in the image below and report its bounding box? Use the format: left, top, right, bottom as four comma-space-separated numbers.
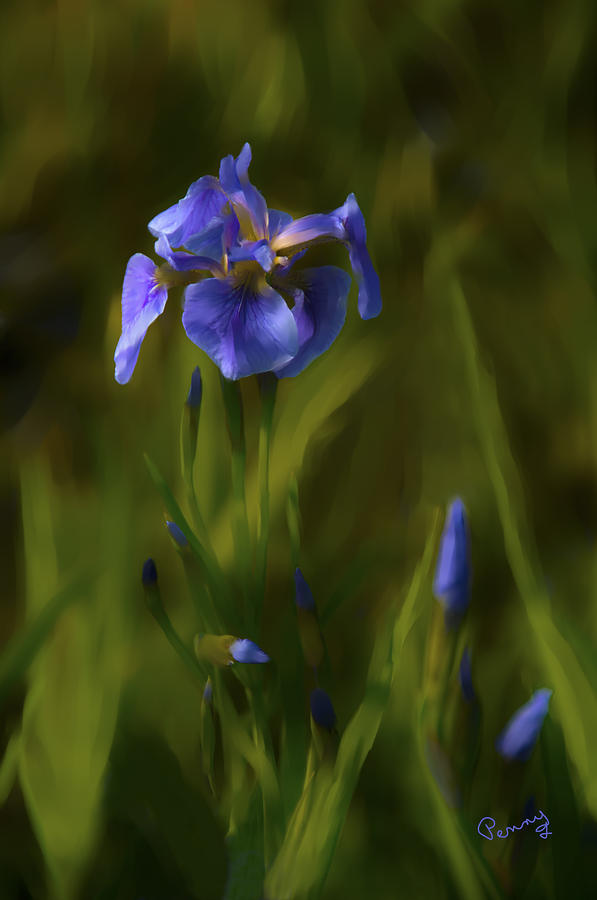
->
182, 275, 298, 380
271, 213, 345, 254
228, 239, 275, 272
218, 143, 268, 239
148, 175, 227, 247
274, 266, 351, 378
333, 193, 382, 320
182, 214, 236, 261
114, 254, 169, 384
267, 209, 293, 240
496, 690, 553, 761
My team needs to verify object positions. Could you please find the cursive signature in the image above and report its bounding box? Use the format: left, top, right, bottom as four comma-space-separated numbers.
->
477, 810, 552, 840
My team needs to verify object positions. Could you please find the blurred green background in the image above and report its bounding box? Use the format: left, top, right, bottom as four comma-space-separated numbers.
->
2, 0, 597, 897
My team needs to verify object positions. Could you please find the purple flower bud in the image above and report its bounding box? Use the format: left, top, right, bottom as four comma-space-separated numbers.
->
459, 647, 475, 703
433, 497, 471, 628
186, 366, 203, 408
203, 679, 213, 703
166, 520, 188, 548
142, 558, 157, 586
310, 688, 336, 730
294, 568, 315, 611
229, 639, 270, 664
496, 689, 552, 762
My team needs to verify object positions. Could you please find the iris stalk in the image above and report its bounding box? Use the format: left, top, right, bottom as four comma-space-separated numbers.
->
219, 375, 252, 624
255, 372, 278, 627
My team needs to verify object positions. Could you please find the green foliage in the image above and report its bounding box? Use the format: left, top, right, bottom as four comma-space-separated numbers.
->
3, 0, 597, 898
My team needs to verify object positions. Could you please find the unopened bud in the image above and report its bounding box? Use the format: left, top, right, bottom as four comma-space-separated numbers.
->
166, 520, 188, 548
142, 558, 157, 587
186, 366, 203, 408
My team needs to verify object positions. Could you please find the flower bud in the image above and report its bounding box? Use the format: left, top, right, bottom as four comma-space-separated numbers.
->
166, 520, 188, 548
433, 498, 471, 628
142, 557, 157, 587
186, 366, 203, 408
496, 689, 552, 761
295, 569, 323, 669
181, 367, 203, 485
229, 638, 270, 664
294, 568, 315, 611
310, 688, 336, 731
194, 634, 270, 666
459, 647, 475, 703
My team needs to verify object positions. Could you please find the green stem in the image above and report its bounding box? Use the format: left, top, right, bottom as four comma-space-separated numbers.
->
437, 627, 460, 747
255, 373, 277, 628
147, 600, 206, 681
219, 375, 252, 626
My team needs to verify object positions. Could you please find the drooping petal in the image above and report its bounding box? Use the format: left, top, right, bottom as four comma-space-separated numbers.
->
274, 266, 351, 378
496, 689, 552, 761
228, 239, 275, 272
114, 254, 169, 384
182, 275, 298, 380
218, 143, 268, 239
154, 234, 223, 275
229, 638, 270, 664
148, 175, 227, 247
271, 213, 345, 254
333, 193, 382, 320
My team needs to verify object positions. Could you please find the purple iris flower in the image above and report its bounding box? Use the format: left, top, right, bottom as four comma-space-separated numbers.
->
433, 498, 471, 628
495, 689, 552, 762
114, 143, 382, 384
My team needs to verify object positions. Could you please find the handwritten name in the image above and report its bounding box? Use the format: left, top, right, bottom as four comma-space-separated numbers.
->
477, 810, 551, 840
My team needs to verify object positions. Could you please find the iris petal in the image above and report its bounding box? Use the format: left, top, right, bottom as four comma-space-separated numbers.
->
228, 239, 275, 272
154, 234, 223, 275
114, 254, 169, 384
333, 193, 382, 320
274, 266, 351, 378
182, 275, 298, 380
271, 213, 345, 253
267, 209, 293, 239
148, 175, 227, 247
218, 143, 269, 239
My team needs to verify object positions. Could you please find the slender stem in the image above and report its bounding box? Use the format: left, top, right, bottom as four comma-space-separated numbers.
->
255, 373, 278, 627
219, 375, 252, 626
437, 628, 460, 747
148, 601, 206, 681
